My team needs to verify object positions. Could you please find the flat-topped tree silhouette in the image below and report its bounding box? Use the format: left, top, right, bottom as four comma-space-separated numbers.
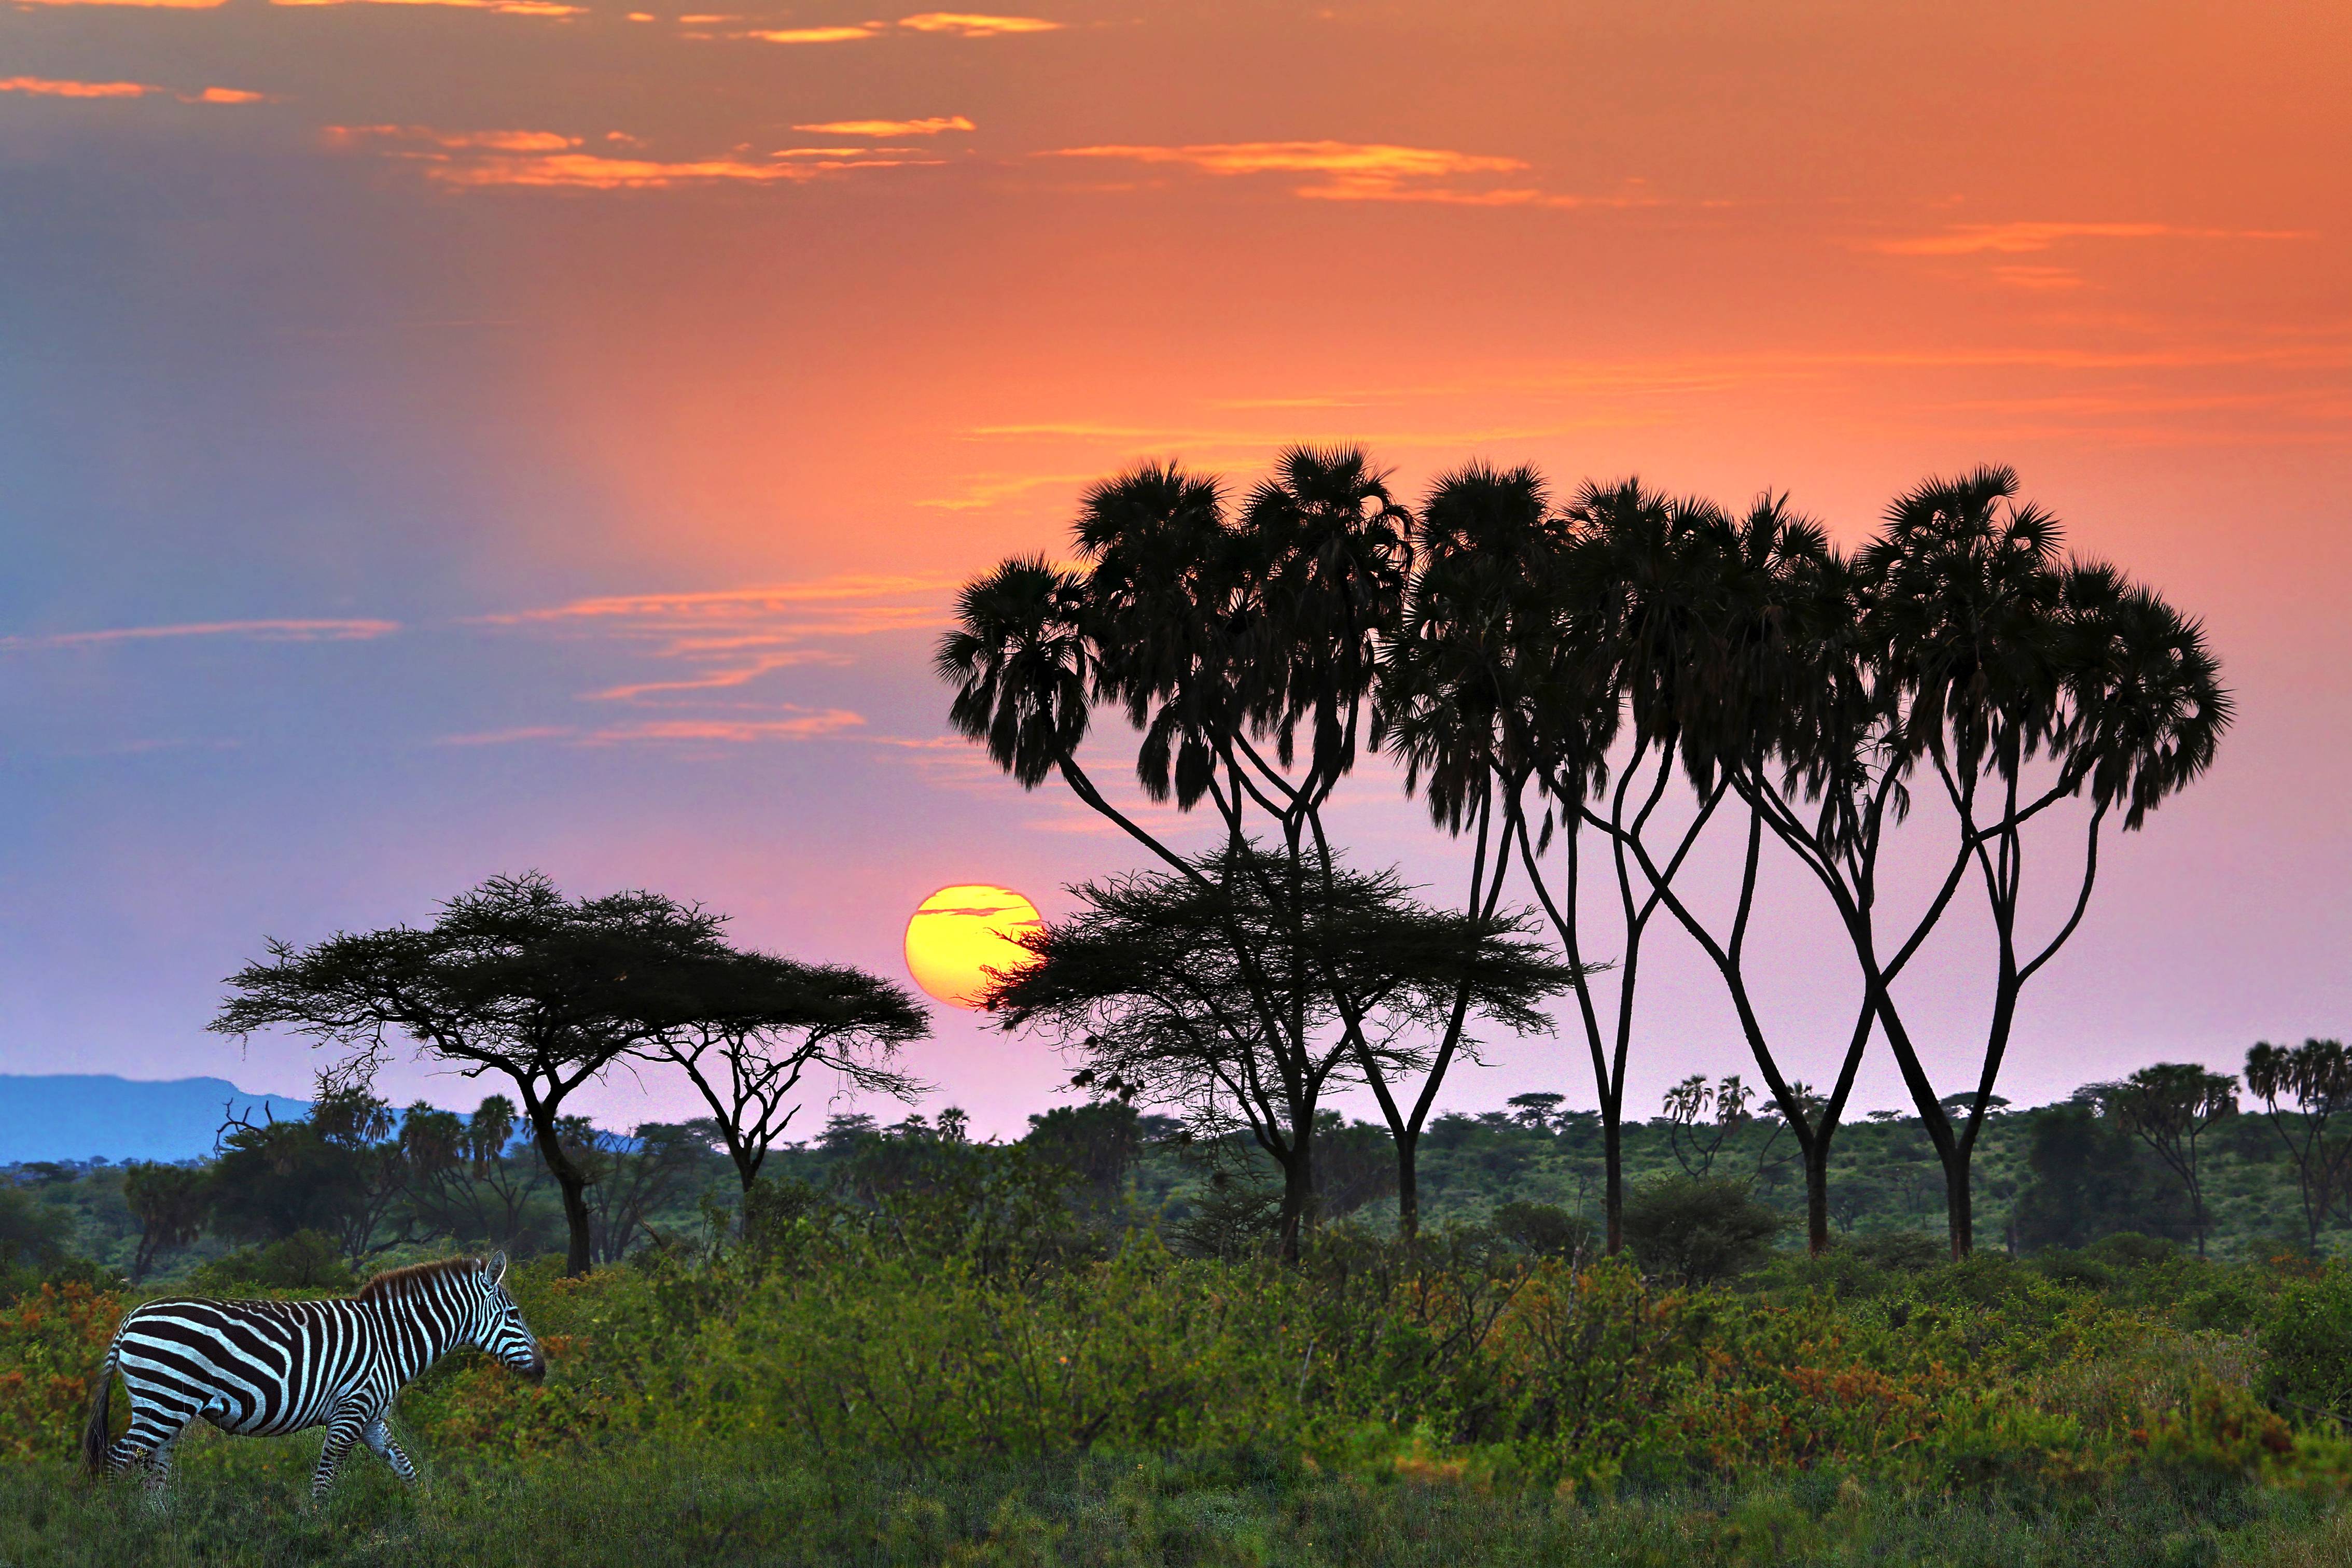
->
653, 957, 928, 1192
982, 845, 1574, 1253
211, 872, 926, 1275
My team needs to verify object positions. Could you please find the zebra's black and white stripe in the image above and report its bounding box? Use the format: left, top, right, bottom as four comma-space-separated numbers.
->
83, 1252, 545, 1501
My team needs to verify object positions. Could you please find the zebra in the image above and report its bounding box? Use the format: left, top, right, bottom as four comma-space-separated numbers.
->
82, 1252, 545, 1502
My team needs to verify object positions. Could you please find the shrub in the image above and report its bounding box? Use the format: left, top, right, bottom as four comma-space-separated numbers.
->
1622, 1176, 1780, 1286
1491, 1201, 1594, 1262
189, 1230, 356, 1294
2260, 1267, 2352, 1422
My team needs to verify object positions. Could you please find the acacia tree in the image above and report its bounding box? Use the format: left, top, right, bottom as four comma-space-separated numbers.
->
211, 872, 855, 1276
2095, 1063, 2237, 1256
2246, 1038, 2352, 1253
653, 957, 928, 1191
984, 848, 1571, 1254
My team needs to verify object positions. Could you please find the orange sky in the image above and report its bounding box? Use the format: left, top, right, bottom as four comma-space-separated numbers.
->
2, 0, 2346, 1132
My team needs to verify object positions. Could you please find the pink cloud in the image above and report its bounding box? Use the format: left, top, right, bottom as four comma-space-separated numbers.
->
0, 619, 399, 653
326, 124, 936, 189
1041, 141, 1650, 207
793, 116, 976, 136
1866, 220, 2312, 256
896, 11, 1059, 35
438, 710, 869, 745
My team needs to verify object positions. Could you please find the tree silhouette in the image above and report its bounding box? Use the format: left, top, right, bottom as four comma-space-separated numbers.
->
2095, 1064, 2237, 1256
121, 1163, 209, 1283
211, 872, 881, 1276
940, 452, 1424, 1251
654, 958, 928, 1191
984, 847, 1572, 1255
2246, 1038, 2352, 1254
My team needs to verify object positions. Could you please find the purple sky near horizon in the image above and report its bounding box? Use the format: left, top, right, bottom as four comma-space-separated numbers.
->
2, 0, 2347, 1139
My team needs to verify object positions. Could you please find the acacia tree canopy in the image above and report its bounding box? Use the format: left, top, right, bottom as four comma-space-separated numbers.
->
984, 845, 1578, 1250
208, 871, 915, 1277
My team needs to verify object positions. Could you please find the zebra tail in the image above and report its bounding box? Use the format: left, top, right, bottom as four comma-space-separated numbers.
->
81, 1344, 116, 1475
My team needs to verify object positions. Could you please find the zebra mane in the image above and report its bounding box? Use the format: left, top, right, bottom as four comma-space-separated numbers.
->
355, 1257, 484, 1302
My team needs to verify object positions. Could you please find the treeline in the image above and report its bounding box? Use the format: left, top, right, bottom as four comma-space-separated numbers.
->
940, 448, 2233, 1260
10, 1039, 2351, 1301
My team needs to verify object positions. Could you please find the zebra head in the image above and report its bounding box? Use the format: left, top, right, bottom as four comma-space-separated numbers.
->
472, 1252, 546, 1381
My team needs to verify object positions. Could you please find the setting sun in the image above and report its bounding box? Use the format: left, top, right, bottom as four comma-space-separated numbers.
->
903, 884, 1042, 1009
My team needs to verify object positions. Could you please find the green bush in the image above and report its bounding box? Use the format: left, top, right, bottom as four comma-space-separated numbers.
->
1490, 1200, 1593, 1262
2260, 1266, 2352, 1422
1622, 1175, 1780, 1286
189, 1230, 357, 1294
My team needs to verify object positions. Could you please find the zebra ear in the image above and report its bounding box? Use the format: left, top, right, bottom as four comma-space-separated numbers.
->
486, 1250, 509, 1286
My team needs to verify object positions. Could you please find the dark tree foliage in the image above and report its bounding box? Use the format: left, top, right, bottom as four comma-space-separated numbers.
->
1491, 1199, 1595, 1263
655, 958, 928, 1192
399, 1095, 552, 1252
2245, 1039, 2352, 1254
985, 846, 1575, 1257
1621, 1174, 1781, 1286
121, 1163, 210, 1283
557, 1120, 715, 1266
205, 1114, 373, 1255
940, 450, 1450, 1254
2009, 1101, 2189, 1252
2095, 1064, 2238, 1257
1021, 1102, 1150, 1209
210, 871, 904, 1276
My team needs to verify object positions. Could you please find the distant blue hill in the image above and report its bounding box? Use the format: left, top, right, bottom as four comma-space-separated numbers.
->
0, 1075, 311, 1165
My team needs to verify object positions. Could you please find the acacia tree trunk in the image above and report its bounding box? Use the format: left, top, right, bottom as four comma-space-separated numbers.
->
1395, 1130, 1421, 1239
1274, 1113, 1316, 1263
1602, 1102, 1624, 1255
524, 1109, 597, 1277
1804, 1140, 1834, 1256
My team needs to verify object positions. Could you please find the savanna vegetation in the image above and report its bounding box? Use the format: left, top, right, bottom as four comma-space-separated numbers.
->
10, 450, 2335, 1565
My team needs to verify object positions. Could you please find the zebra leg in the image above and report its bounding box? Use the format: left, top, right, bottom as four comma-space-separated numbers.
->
139, 1431, 185, 1508
108, 1394, 198, 1479
361, 1418, 419, 1485
311, 1409, 369, 1504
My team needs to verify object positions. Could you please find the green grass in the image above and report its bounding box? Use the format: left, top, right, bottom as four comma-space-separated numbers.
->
8, 1437, 2352, 1568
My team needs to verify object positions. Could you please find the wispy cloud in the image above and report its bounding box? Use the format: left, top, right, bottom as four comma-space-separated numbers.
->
325, 124, 936, 189
738, 24, 881, 41
1042, 141, 1648, 207
439, 710, 867, 746
480, 573, 954, 704
793, 116, 975, 136
1, 77, 267, 103
273, 0, 585, 15
0, 619, 399, 653
914, 471, 1094, 511
896, 11, 1058, 34
735, 13, 1053, 42
1866, 220, 2312, 256
10, 0, 223, 8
